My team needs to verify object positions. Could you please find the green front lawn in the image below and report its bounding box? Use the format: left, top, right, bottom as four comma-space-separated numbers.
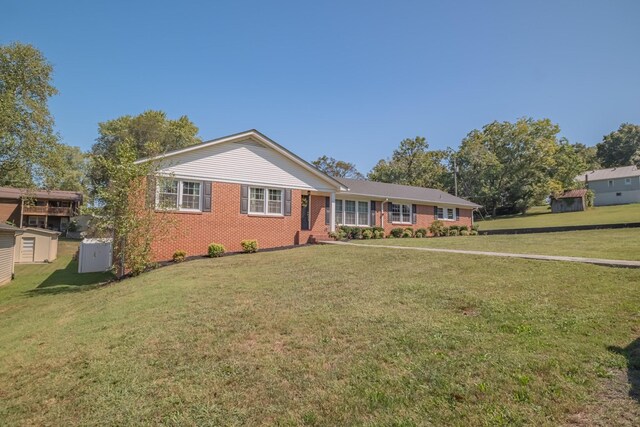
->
357, 228, 640, 261
477, 203, 640, 230
0, 242, 638, 425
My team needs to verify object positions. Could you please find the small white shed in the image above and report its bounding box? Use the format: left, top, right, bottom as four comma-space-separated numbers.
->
14, 228, 60, 263
78, 238, 113, 273
0, 224, 22, 286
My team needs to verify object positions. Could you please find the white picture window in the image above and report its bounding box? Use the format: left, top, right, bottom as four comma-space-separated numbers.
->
390, 203, 411, 223
249, 187, 283, 215
336, 199, 369, 226
156, 179, 202, 211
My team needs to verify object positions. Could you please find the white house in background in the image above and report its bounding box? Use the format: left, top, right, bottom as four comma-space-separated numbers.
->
577, 165, 640, 206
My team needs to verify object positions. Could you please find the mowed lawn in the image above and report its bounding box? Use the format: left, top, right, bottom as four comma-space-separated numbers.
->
477, 203, 640, 230
1, 243, 639, 425
357, 228, 640, 261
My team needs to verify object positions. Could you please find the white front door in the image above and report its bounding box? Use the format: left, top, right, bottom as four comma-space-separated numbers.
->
20, 237, 35, 263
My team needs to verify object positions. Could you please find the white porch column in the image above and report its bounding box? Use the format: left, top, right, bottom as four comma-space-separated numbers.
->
329, 192, 336, 232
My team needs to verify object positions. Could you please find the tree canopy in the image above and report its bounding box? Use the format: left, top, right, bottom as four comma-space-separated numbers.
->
596, 123, 640, 168
312, 155, 364, 179
88, 110, 201, 197
0, 42, 60, 188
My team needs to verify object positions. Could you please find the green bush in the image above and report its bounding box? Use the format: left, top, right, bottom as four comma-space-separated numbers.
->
460, 230, 469, 236
448, 225, 459, 232
448, 228, 459, 237
415, 231, 424, 238
402, 227, 414, 238
172, 250, 186, 263
208, 243, 226, 257
429, 220, 447, 237
390, 227, 403, 238
470, 230, 479, 236
472, 224, 480, 232
339, 226, 364, 240
416, 228, 428, 238
241, 240, 258, 253
458, 225, 469, 232
362, 229, 373, 239
373, 230, 385, 239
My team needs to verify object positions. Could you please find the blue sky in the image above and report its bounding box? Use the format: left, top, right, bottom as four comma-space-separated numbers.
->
3, 1, 640, 173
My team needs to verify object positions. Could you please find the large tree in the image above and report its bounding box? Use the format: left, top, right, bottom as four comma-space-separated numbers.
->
596, 123, 640, 168
456, 118, 561, 215
0, 42, 60, 187
88, 110, 201, 197
312, 155, 364, 179
368, 136, 449, 190
44, 144, 89, 192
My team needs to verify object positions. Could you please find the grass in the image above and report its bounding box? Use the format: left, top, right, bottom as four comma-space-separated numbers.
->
356, 228, 640, 261
477, 203, 640, 230
0, 241, 639, 425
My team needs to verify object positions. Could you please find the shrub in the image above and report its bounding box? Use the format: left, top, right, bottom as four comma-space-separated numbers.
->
449, 225, 460, 232
390, 227, 403, 238
371, 226, 384, 235
416, 228, 428, 238
172, 250, 186, 263
241, 240, 258, 253
472, 224, 480, 232
458, 225, 469, 232
460, 230, 469, 236
470, 230, 479, 236
585, 189, 595, 207
448, 228, 459, 236
429, 220, 447, 237
362, 229, 373, 239
339, 226, 364, 240
402, 227, 414, 238
415, 231, 424, 238
208, 243, 226, 257
373, 230, 385, 239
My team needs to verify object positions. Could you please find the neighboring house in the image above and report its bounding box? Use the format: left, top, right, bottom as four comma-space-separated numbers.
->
550, 189, 588, 213
577, 166, 640, 206
136, 130, 480, 261
0, 223, 22, 286
0, 187, 83, 231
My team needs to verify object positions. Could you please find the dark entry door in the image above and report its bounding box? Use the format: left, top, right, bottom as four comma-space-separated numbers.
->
301, 195, 310, 230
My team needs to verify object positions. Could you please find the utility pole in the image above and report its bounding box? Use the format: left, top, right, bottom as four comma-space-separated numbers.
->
453, 157, 458, 197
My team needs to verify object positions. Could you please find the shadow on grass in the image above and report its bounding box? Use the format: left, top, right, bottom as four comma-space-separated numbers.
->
26, 259, 113, 296
608, 338, 640, 404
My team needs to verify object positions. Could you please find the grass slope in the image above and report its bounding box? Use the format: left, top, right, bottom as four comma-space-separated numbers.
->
477, 203, 640, 230
0, 243, 639, 425
357, 228, 640, 261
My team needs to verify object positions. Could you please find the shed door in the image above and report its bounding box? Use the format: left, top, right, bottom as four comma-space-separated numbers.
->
20, 237, 35, 263
0, 234, 14, 283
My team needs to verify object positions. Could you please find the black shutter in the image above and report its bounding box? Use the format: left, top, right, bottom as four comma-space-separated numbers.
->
202, 181, 212, 212
240, 185, 248, 214
412, 204, 417, 224
370, 201, 376, 226
146, 175, 156, 208
388, 202, 392, 222
456, 208, 460, 220
284, 189, 292, 216
325, 197, 330, 224
434, 206, 438, 219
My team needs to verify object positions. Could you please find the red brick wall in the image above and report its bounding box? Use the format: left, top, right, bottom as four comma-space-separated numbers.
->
149, 183, 475, 261
0, 199, 20, 225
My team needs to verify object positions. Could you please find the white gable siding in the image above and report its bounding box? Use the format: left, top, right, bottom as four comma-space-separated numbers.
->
156, 139, 334, 191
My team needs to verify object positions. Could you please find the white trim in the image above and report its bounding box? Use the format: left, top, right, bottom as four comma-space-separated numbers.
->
436, 206, 457, 221
248, 186, 284, 216
389, 203, 412, 224
339, 192, 479, 209
335, 199, 370, 227
135, 130, 346, 191
156, 178, 203, 212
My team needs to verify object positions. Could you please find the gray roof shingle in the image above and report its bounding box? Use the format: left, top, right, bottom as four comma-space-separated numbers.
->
335, 178, 481, 208
576, 165, 640, 182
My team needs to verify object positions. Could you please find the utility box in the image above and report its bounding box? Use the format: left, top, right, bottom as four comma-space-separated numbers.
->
78, 238, 113, 273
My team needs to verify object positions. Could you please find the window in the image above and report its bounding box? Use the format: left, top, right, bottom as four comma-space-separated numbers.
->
390, 203, 411, 223
625, 178, 632, 185
608, 180, 614, 187
336, 199, 369, 226
156, 179, 202, 211
437, 207, 457, 221
249, 187, 283, 215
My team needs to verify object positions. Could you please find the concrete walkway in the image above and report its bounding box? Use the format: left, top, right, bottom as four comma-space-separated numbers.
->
321, 241, 640, 269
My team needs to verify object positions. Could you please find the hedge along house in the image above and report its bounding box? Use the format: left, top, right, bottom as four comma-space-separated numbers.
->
135, 130, 480, 261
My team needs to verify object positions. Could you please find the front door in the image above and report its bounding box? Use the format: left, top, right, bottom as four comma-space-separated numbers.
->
21, 237, 35, 263
301, 195, 310, 230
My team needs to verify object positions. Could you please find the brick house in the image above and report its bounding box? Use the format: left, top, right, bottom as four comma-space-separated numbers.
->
0, 187, 83, 232
136, 130, 480, 261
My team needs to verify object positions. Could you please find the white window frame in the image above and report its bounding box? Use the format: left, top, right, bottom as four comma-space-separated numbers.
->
248, 186, 284, 216
335, 199, 369, 227
390, 203, 412, 224
436, 207, 457, 221
156, 179, 203, 212
624, 178, 632, 185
